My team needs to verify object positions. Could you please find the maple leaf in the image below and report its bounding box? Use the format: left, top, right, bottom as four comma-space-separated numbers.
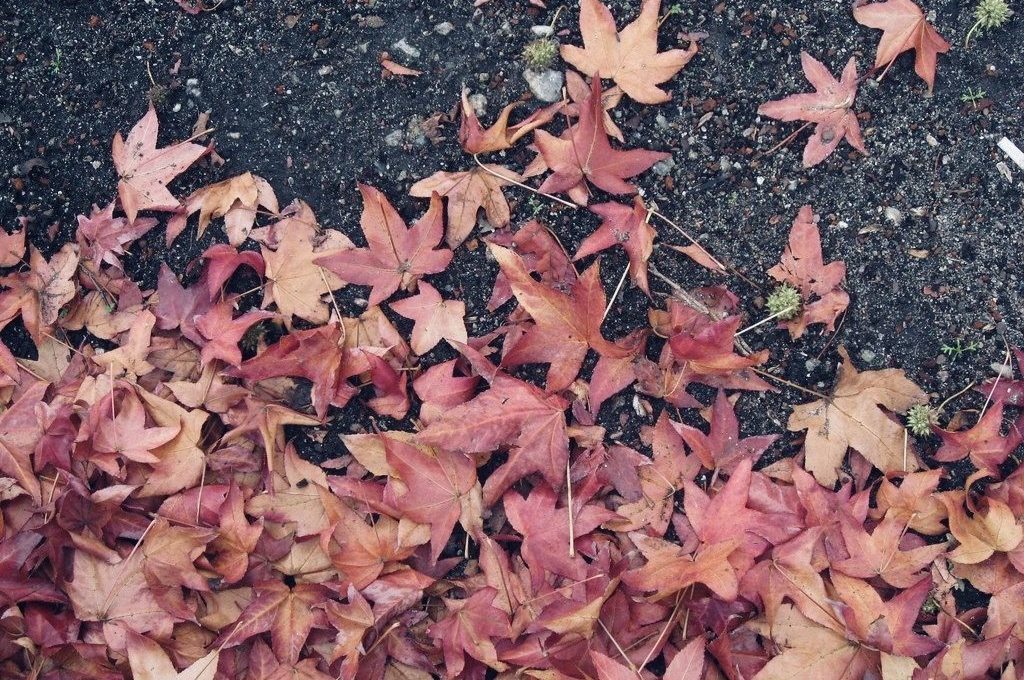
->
668, 315, 768, 377
853, 0, 950, 92
125, 628, 220, 680
409, 164, 519, 248
217, 580, 328, 664
830, 573, 942, 657
92, 308, 157, 379
76, 202, 157, 269
589, 329, 646, 414
458, 88, 562, 155
939, 492, 1023, 564
767, 205, 849, 338
566, 68, 625, 142
194, 300, 274, 367
389, 281, 467, 355
0, 222, 25, 267
788, 348, 927, 486
418, 364, 570, 506
486, 219, 577, 311
491, 243, 628, 392
382, 436, 482, 562
933, 402, 1022, 478
66, 548, 170, 636
504, 483, 616, 586
676, 390, 778, 473
0, 380, 48, 504
534, 76, 668, 205
168, 171, 279, 245
90, 389, 179, 465
202, 243, 266, 297
575, 197, 657, 296
833, 515, 946, 587
246, 444, 331, 537
622, 534, 741, 601
228, 324, 344, 419
561, 0, 698, 104
112, 105, 206, 223
315, 184, 453, 306
209, 483, 263, 584
750, 604, 873, 679
261, 201, 352, 326
0, 244, 80, 344
874, 469, 947, 535
428, 587, 510, 678
136, 388, 211, 497
758, 52, 866, 167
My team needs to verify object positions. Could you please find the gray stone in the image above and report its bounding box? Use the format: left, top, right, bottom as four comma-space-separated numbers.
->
467, 93, 487, 116
435, 21, 455, 35
523, 68, 564, 103
384, 129, 404, 146
392, 38, 420, 59
531, 25, 554, 37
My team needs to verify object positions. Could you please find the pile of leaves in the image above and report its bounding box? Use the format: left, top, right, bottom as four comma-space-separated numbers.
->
2, 1, 1023, 679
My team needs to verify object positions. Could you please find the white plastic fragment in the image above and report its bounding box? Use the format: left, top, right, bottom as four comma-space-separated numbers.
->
997, 137, 1024, 171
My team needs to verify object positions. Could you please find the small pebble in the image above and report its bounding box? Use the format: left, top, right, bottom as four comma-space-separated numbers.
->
523, 68, 564, 103
467, 93, 487, 116
435, 21, 455, 35
805, 358, 821, 373
531, 25, 554, 37
392, 38, 421, 59
384, 129, 404, 146
884, 206, 904, 226
860, 349, 876, 364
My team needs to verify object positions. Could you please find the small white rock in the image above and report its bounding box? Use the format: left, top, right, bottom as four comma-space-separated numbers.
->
467, 93, 487, 116
523, 68, 564, 103
531, 25, 554, 37
884, 206, 904, 226
384, 129, 404, 146
392, 38, 420, 59
925, 133, 939, 147
435, 21, 455, 35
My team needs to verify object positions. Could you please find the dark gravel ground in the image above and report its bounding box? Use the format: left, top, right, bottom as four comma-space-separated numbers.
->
2, 0, 1022, 481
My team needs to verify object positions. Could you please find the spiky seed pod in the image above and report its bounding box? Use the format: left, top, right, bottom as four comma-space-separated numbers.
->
907, 404, 937, 437
521, 38, 559, 70
766, 283, 802, 320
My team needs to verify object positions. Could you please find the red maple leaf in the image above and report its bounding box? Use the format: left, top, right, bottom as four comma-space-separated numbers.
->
676, 390, 778, 473
457, 88, 562, 155
194, 299, 274, 367
503, 483, 616, 586
853, 0, 950, 92
933, 402, 1022, 478
533, 76, 668, 205
767, 205, 849, 338
429, 587, 510, 678
758, 52, 866, 167
491, 243, 628, 392
382, 435, 481, 562
75, 202, 157, 269
417, 355, 570, 506
575, 197, 657, 295
668, 316, 768, 377
486, 219, 576, 311
112, 106, 206, 223
315, 184, 452, 306
833, 514, 946, 587
216, 580, 329, 664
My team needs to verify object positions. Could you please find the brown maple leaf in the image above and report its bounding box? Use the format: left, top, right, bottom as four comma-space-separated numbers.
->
939, 492, 1023, 564
758, 52, 866, 167
429, 587, 510, 678
533, 76, 669, 205
316, 184, 453, 306
0, 222, 26, 268
853, 0, 950, 93
216, 580, 329, 664
767, 205, 849, 338
788, 348, 926, 486
561, 0, 698, 104
261, 201, 352, 326
0, 380, 48, 504
168, 171, 279, 245
458, 88, 562, 155
491, 243, 628, 392
76, 202, 157, 269
125, 629, 219, 680
833, 515, 946, 587
575, 197, 657, 296
621, 534, 740, 601
112, 105, 206, 223
749, 604, 874, 679
410, 164, 520, 248
933, 402, 1022, 478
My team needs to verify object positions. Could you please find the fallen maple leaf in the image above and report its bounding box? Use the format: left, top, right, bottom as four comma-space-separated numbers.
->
409, 164, 520, 248
939, 492, 1023, 564
383, 435, 482, 562
316, 184, 453, 306
933, 402, 1022, 478
261, 201, 352, 326
833, 515, 946, 587
418, 364, 570, 506
194, 300, 274, 367
767, 205, 849, 338
0, 244, 80, 344
750, 603, 873, 679
125, 628, 219, 680
853, 0, 950, 92
168, 172, 278, 245
0, 222, 26, 268
112, 105, 206, 223
575, 197, 657, 296
622, 534, 740, 601
561, 0, 698, 104
758, 52, 866, 167
389, 281, 467, 355
491, 243, 628, 392
534, 76, 668, 205
458, 88, 561, 154
677, 390, 778, 473
0, 380, 48, 504
216, 580, 328, 664
429, 587, 510, 678
788, 348, 926, 486
76, 203, 157, 269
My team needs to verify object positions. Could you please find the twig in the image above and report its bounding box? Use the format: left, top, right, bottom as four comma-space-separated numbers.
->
603, 264, 631, 321
598, 619, 642, 679
566, 458, 575, 558
650, 210, 726, 273
751, 368, 831, 400
980, 339, 1012, 419
764, 121, 811, 156
472, 154, 578, 209
736, 305, 797, 336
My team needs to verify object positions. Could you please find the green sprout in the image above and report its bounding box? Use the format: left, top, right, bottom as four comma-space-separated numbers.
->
965, 0, 1014, 46
961, 87, 987, 106
907, 404, 938, 438
765, 283, 801, 321
521, 38, 559, 71
51, 48, 62, 74
940, 338, 982, 362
